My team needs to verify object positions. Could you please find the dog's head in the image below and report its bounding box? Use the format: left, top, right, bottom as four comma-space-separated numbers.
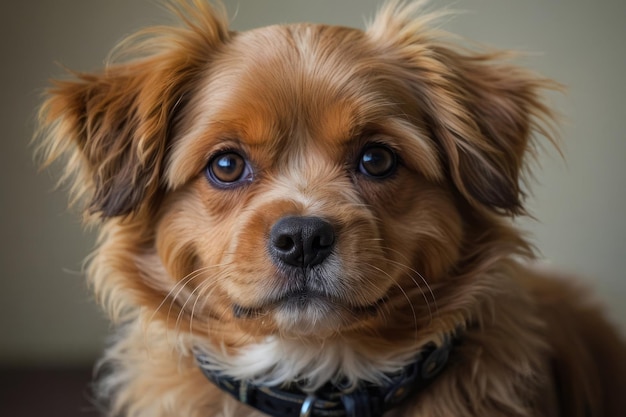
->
39, 1, 556, 342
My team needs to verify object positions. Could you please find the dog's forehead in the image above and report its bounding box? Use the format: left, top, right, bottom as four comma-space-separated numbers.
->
209, 24, 378, 142
167, 23, 416, 187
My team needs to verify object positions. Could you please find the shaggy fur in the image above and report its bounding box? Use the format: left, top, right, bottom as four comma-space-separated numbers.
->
37, 1, 626, 416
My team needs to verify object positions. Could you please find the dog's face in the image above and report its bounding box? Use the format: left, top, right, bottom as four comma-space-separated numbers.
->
39, 2, 554, 343
159, 24, 463, 337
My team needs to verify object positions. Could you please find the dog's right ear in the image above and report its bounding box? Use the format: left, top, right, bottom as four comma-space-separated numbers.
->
367, 2, 559, 216
37, 1, 230, 219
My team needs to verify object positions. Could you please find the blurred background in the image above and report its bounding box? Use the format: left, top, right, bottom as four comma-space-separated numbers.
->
1, 0, 625, 415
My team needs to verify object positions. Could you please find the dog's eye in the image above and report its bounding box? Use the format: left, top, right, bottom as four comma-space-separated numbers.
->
358, 145, 397, 178
206, 151, 252, 187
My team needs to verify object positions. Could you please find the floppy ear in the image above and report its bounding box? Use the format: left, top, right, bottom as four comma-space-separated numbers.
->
417, 47, 558, 215
38, 1, 230, 218
368, 3, 559, 215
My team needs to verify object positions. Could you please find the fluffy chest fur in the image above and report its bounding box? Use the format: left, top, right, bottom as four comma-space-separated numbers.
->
196, 336, 421, 391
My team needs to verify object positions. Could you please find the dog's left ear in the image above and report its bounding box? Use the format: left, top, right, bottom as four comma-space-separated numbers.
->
417, 47, 558, 215
368, 4, 559, 215
37, 1, 230, 219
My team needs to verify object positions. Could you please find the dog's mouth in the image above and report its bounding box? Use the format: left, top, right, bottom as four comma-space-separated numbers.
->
232, 290, 383, 320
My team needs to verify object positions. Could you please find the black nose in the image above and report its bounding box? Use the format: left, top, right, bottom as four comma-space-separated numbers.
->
269, 216, 335, 268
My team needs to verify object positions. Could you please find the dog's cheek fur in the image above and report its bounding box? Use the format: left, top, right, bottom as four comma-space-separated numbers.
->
152, 183, 248, 343
357, 167, 463, 283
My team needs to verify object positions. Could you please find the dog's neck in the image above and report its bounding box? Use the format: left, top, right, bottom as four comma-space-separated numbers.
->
199, 336, 418, 391
195, 332, 460, 417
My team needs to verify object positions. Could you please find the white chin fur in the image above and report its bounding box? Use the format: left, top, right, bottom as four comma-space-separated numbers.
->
196, 335, 418, 392
272, 299, 350, 336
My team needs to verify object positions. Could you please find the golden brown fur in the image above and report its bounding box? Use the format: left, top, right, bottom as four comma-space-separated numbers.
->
37, 1, 626, 416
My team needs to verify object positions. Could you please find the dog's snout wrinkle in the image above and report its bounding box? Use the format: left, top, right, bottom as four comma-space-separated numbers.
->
269, 216, 335, 268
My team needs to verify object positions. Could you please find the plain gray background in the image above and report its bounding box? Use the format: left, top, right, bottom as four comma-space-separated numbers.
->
1, 0, 625, 366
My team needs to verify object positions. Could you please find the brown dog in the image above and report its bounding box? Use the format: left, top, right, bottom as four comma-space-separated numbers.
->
37, 1, 626, 416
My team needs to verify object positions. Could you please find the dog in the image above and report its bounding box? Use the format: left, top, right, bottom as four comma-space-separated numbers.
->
37, 1, 626, 416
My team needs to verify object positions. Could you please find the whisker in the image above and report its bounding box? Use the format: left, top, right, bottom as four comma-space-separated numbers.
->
382, 257, 434, 323
149, 266, 211, 324
164, 268, 214, 347
189, 280, 212, 337
188, 276, 228, 338
175, 275, 212, 338
144, 269, 205, 350
380, 246, 439, 316
364, 262, 419, 341
145, 263, 233, 348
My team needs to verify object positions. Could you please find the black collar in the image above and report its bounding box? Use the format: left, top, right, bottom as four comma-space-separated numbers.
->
195, 333, 459, 417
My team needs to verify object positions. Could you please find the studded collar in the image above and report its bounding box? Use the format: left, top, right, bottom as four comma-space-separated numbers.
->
195, 332, 460, 417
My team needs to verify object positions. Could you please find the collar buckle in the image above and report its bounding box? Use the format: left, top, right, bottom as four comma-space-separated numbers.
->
299, 395, 316, 417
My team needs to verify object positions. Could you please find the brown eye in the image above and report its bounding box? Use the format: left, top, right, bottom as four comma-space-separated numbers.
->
358, 145, 397, 178
206, 151, 252, 187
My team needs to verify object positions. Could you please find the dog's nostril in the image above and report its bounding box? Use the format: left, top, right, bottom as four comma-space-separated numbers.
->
269, 216, 335, 268
312, 235, 332, 251
274, 234, 296, 252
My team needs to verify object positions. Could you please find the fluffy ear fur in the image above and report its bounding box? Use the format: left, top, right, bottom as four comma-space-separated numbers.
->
368, 2, 559, 215
37, 0, 230, 218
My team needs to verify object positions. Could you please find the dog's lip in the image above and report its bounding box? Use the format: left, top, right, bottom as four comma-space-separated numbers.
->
232, 291, 384, 319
